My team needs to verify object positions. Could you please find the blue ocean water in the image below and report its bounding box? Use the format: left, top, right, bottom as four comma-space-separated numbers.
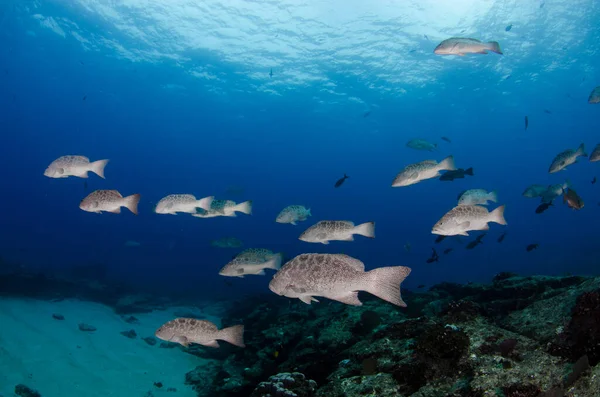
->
1, 0, 599, 302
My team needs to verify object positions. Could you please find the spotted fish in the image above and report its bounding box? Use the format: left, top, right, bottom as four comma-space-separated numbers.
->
44, 155, 109, 179
457, 189, 498, 206
155, 194, 214, 215
219, 248, 283, 277
155, 318, 244, 348
299, 220, 375, 244
432, 205, 507, 236
276, 205, 312, 225
79, 190, 140, 214
392, 156, 456, 187
268, 253, 411, 307
548, 143, 587, 173
192, 199, 252, 218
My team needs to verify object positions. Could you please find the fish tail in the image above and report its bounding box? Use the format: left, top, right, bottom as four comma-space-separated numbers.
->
344, 174, 349, 179
90, 159, 109, 179
577, 143, 587, 157
439, 155, 457, 171
487, 41, 503, 55
362, 266, 411, 307
354, 221, 375, 238
307, 208, 312, 217
563, 179, 572, 191
233, 200, 253, 215
490, 205, 507, 225
196, 196, 214, 211
124, 193, 141, 215
488, 190, 499, 203
218, 324, 245, 348
265, 253, 283, 271
465, 167, 474, 176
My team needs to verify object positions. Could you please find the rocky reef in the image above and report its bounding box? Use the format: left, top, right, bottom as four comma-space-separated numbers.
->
180, 273, 600, 397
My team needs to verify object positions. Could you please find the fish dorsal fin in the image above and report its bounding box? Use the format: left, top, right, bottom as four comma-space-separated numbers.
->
108, 190, 123, 197
338, 255, 365, 271
421, 160, 437, 165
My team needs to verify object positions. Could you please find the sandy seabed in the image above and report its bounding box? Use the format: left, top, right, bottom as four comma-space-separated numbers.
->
0, 298, 212, 397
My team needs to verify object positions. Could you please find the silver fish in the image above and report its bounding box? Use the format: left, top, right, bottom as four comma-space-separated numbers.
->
299, 220, 375, 244
219, 248, 283, 277
548, 144, 587, 173
590, 144, 600, 162
457, 189, 498, 206
79, 190, 140, 215
44, 155, 109, 179
588, 86, 600, 104
434, 37, 502, 56
192, 199, 252, 218
268, 253, 411, 307
276, 205, 312, 225
392, 156, 456, 187
406, 139, 437, 152
432, 205, 507, 236
155, 318, 244, 348
155, 194, 214, 215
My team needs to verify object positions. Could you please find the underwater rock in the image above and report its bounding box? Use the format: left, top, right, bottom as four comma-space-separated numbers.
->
250, 372, 317, 397
78, 323, 96, 332
14, 384, 41, 397
143, 336, 157, 346
316, 373, 399, 397
52, 313, 65, 320
120, 329, 137, 339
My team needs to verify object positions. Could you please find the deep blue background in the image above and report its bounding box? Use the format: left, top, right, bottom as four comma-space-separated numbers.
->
1, 1, 599, 301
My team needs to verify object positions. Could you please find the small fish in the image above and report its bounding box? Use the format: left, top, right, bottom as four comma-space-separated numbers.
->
563, 188, 584, 210
588, 86, 600, 104
457, 189, 498, 206
441, 136, 451, 143
424, 34, 429, 41
589, 144, 600, 162
466, 234, 485, 250
155, 194, 214, 215
497, 232, 507, 243
268, 253, 411, 307
548, 143, 587, 173
82, 95, 87, 101
522, 184, 547, 198
211, 237, 244, 249
433, 37, 502, 56
426, 248, 439, 263
363, 110, 371, 118
432, 205, 507, 236
44, 155, 109, 179
535, 202, 553, 214
393, 156, 456, 187
299, 220, 375, 244
269, 68, 273, 78
505, 24, 512, 32
443, 248, 453, 254
406, 139, 437, 152
335, 174, 349, 188
526, 243, 539, 252
439, 167, 474, 181
435, 235, 446, 244
276, 205, 312, 225
524, 116, 528, 130
192, 199, 252, 218
79, 190, 141, 215
592, 177, 597, 184
79, 60, 85, 65
404, 242, 411, 252
219, 248, 283, 277
540, 181, 570, 203
505, 74, 512, 80
155, 318, 244, 348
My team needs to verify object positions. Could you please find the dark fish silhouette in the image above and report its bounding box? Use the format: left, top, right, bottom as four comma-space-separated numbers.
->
544, 109, 552, 114
592, 177, 597, 184
535, 202, 553, 214
434, 235, 446, 244
441, 136, 451, 143
524, 116, 528, 130
526, 243, 539, 252
82, 95, 87, 101
269, 68, 273, 78
497, 232, 507, 243
363, 110, 371, 118
79, 60, 85, 65
563, 188, 584, 210
426, 248, 439, 263
443, 248, 453, 254
439, 167, 474, 181
505, 24, 512, 32
334, 174, 349, 188
466, 233, 485, 250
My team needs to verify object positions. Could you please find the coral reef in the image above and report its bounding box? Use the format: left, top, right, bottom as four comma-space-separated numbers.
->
250, 372, 317, 397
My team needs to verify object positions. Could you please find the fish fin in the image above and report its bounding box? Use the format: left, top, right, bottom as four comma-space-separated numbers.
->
439, 155, 456, 171
202, 340, 220, 348
124, 193, 141, 215
265, 253, 283, 271
299, 295, 314, 304
77, 171, 89, 178
233, 200, 253, 215
478, 223, 490, 231
307, 208, 312, 216
108, 207, 121, 214
342, 236, 354, 241
475, 50, 488, 54
459, 231, 470, 236
465, 167, 474, 176
256, 269, 266, 275
90, 159, 109, 179
225, 212, 237, 217
174, 335, 190, 347
408, 171, 419, 180
488, 190, 498, 203
321, 241, 330, 245
458, 221, 471, 230
490, 205, 507, 225
577, 143, 588, 157
217, 324, 245, 348
487, 41, 502, 54
196, 196, 214, 211
362, 266, 411, 307
354, 221, 375, 238
331, 291, 362, 306
291, 221, 298, 225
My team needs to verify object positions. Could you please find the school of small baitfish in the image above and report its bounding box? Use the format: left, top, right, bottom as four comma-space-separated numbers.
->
44, 37, 600, 349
